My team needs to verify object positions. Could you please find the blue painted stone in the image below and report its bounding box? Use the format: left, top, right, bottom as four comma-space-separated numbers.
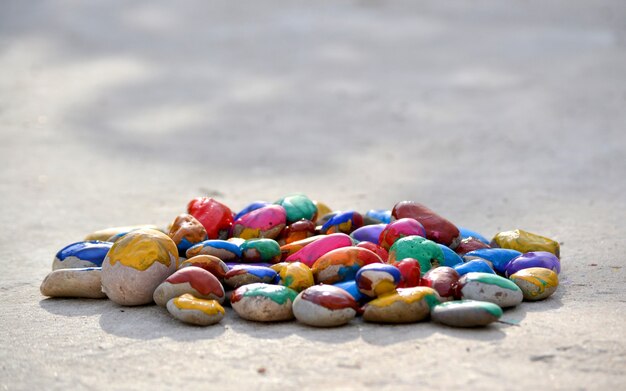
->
463, 248, 522, 274
351, 224, 386, 244
333, 280, 365, 302
223, 265, 278, 289
454, 260, 495, 276
458, 227, 490, 244
321, 210, 364, 234
234, 201, 271, 221
226, 262, 273, 269
53, 241, 113, 270
366, 209, 392, 224
355, 263, 402, 297
438, 244, 464, 267
186, 239, 242, 262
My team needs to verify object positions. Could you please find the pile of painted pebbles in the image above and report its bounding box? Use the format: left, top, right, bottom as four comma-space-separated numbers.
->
40, 195, 561, 328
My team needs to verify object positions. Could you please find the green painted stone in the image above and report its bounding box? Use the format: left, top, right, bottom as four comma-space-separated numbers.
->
240, 239, 281, 263
274, 194, 317, 223
387, 235, 444, 276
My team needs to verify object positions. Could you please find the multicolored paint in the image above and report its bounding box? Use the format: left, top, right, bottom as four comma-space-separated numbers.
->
378, 218, 426, 250
232, 204, 287, 240
171, 294, 225, 315
240, 239, 281, 263
365, 209, 392, 224
230, 283, 297, 322
393, 258, 421, 288
312, 200, 333, 223
321, 210, 364, 235
180, 255, 229, 280
167, 294, 225, 326
458, 227, 490, 245
293, 285, 360, 327
457, 272, 523, 307
387, 235, 445, 276
278, 262, 314, 292
279, 235, 324, 261
187, 197, 234, 239
355, 241, 388, 262
421, 266, 460, 300
492, 229, 560, 258
437, 244, 464, 267
504, 251, 560, 277
509, 267, 559, 301
285, 233, 353, 267
454, 259, 496, 276
84, 225, 160, 241
281, 219, 316, 244
454, 237, 490, 255
362, 287, 441, 323
224, 265, 278, 289
231, 283, 298, 305
167, 214, 208, 254
392, 201, 460, 248
153, 266, 225, 306
356, 263, 401, 297
333, 280, 365, 302
274, 193, 317, 223
185, 239, 241, 262
312, 247, 383, 284
463, 248, 522, 274
105, 229, 178, 271
53, 240, 113, 270
431, 300, 503, 327
234, 201, 271, 221
351, 224, 387, 244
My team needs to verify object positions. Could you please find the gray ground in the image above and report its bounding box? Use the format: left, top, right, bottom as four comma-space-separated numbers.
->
1, 0, 625, 390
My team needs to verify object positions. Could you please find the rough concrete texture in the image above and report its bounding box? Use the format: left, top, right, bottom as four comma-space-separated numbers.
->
1, 0, 625, 390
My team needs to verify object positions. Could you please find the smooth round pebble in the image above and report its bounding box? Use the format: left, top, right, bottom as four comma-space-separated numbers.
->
179, 255, 229, 280
166, 294, 225, 326
153, 266, 225, 306
231, 283, 298, 322
362, 287, 441, 323
293, 285, 360, 327
240, 239, 281, 263
421, 266, 460, 301
505, 251, 560, 277
40, 267, 106, 299
509, 267, 559, 301
457, 272, 523, 307
355, 263, 401, 297
232, 204, 287, 240
224, 265, 277, 289
52, 241, 113, 270
431, 300, 503, 327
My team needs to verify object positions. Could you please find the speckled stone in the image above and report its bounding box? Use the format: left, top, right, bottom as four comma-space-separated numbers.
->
293, 285, 360, 327
431, 300, 503, 327
231, 283, 298, 322
456, 272, 523, 307
40, 267, 106, 299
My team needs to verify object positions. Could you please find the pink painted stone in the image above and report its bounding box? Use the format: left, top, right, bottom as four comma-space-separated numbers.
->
232, 205, 287, 240
285, 233, 353, 267
378, 218, 427, 250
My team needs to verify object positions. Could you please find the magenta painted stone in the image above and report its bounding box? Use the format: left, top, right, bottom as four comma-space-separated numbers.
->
285, 233, 353, 267
505, 251, 561, 277
232, 205, 287, 240
378, 218, 426, 250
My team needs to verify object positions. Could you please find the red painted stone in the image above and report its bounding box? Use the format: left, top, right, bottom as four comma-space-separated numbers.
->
281, 219, 316, 244
166, 266, 225, 297
393, 258, 421, 288
455, 237, 491, 255
392, 201, 460, 248
356, 241, 389, 262
378, 218, 426, 250
187, 197, 234, 240
421, 266, 459, 301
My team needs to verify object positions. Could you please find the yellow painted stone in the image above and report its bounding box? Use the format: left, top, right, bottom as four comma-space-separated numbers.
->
313, 200, 333, 222
510, 267, 559, 301
173, 294, 225, 316
492, 229, 560, 258
107, 229, 178, 271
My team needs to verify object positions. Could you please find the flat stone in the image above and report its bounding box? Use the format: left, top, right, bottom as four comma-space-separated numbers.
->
431, 300, 503, 327
231, 283, 297, 322
40, 267, 106, 299
293, 285, 359, 327
166, 294, 225, 326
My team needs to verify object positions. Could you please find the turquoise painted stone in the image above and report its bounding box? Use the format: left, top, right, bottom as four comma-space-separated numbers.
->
431, 300, 503, 327
240, 239, 281, 263
387, 235, 444, 276
456, 272, 523, 307
230, 283, 298, 322
274, 194, 317, 224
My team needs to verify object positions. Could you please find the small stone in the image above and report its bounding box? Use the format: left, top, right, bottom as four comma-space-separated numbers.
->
455, 237, 490, 255
351, 224, 386, 244
454, 260, 496, 276
274, 194, 317, 224
40, 267, 106, 299
421, 266, 460, 301
355, 263, 401, 297
505, 251, 560, 277
187, 197, 234, 240
240, 239, 281, 263
312, 247, 383, 284
456, 272, 523, 307
231, 283, 298, 322
280, 219, 316, 244
392, 258, 421, 288
392, 201, 461, 248
52, 241, 113, 270
179, 255, 230, 280
277, 262, 314, 292
431, 300, 503, 327
438, 244, 464, 267
185, 239, 241, 262
321, 210, 364, 235
509, 267, 559, 301
362, 287, 441, 323
293, 285, 360, 327
153, 266, 225, 306
224, 265, 278, 289
355, 241, 389, 262
463, 248, 522, 274
84, 225, 160, 241
378, 218, 426, 250
285, 233, 353, 267
387, 235, 444, 276
232, 205, 287, 240
167, 214, 208, 254
492, 229, 560, 258
166, 294, 225, 326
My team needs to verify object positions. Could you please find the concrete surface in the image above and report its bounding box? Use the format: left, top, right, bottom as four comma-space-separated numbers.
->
1, 0, 625, 390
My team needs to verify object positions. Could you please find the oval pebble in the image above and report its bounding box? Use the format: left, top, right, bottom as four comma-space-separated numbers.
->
231, 283, 298, 322
187, 197, 234, 240
166, 294, 225, 326
393, 258, 421, 288
179, 255, 229, 280
463, 248, 522, 274
388, 235, 444, 276
240, 239, 281, 263
52, 241, 113, 270
185, 239, 241, 262
491, 229, 560, 258
101, 229, 178, 306
232, 205, 287, 240
278, 262, 314, 292
153, 266, 225, 306
457, 272, 523, 307
274, 194, 317, 224
362, 287, 441, 323
312, 247, 383, 285
224, 265, 278, 289
40, 267, 106, 299
431, 300, 503, 327
293, 285, 360, 327
285, 233, 353, 267
351, 224, 386, 244
356, 263, 401, 297
392, 201, 461, 248
509, 267, 559, 301
321, 210, 364, 235
454, 260, 495, 276
167, 214, 207, 254
378, 218, 426, 250
421, 266, 460, 301
505, 251, 560, 277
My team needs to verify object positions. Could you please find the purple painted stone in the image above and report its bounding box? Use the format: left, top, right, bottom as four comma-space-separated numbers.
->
351, 224, 387, 244
504, 251, 561, 277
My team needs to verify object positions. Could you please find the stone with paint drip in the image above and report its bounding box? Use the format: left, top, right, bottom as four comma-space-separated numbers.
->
492, 229, 560, 258
277, 262, 314, 292
378, 218, 426, 250
362, 287, 441, 323
431, 300, 503, 327
321, 210, 364, 235
186, 240, 241, 262
356, 263, 401, 297
153, 266, 225, 306
179, 255, 229, 280
312, 246, 383, 285
285, 233, 353, 267
240, 239, 281, 263
388, 235, 445, 276
52, 241, 113, 270
40, 267, 106, 299
509, 267, 559, 301
167, 294, 225, 326
293, 285, 360, 327
224, 265, 278, 289
231, 283, 298, 322
232, 204, 287, 240
167, 214, 207, 254
456, 272, 523, 307
101, 229, 179, 306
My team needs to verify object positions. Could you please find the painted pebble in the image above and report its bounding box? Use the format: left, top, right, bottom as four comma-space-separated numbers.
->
232, 204, 287, 240
509, 267, 559, 301
312, 247, 383, 285
166, 294, 225, 326
388, 235, 445, 276
421, 266, 460, 301
333, 280, 365, 302
240, 239, 281, 263
153, 266, 225, 306
279, 235, 324, 261
393, 258, 421, 288
52, 241, 113, 270
274, 193, 317, 224
454, 237, 490, 255
231, 283, 298, 322
234, 201, 271, 221
438, 244, 464, 267
365, 209, 392, 224
505, 251, 560, 277
101, 229, 178, 306
224, 265, 278, 289
351, 224, 387, 244
179, 255, 230, 280
454, 259, 495, 276
456, 272, 523, 307
362, 287, 441, 323
458, 227, 490, 245
463, 248, 522, 274
40, 267, 106, 299
186, 239, 241, 262
431, 300, 503, 327
277, 262, 314, 292
392, 201, 461, 248
321, 210, 364, 235
84, 225, 160, 241
355, 241, 389, 262
492, 229, 560, 258
281, 219, 316, 244
285, 233, 353, 267
167, 214, 208, 254
356, 263, 401, 297
187, 197, 234, 239
293, 285, 360, 327
378, 218, 426, 250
